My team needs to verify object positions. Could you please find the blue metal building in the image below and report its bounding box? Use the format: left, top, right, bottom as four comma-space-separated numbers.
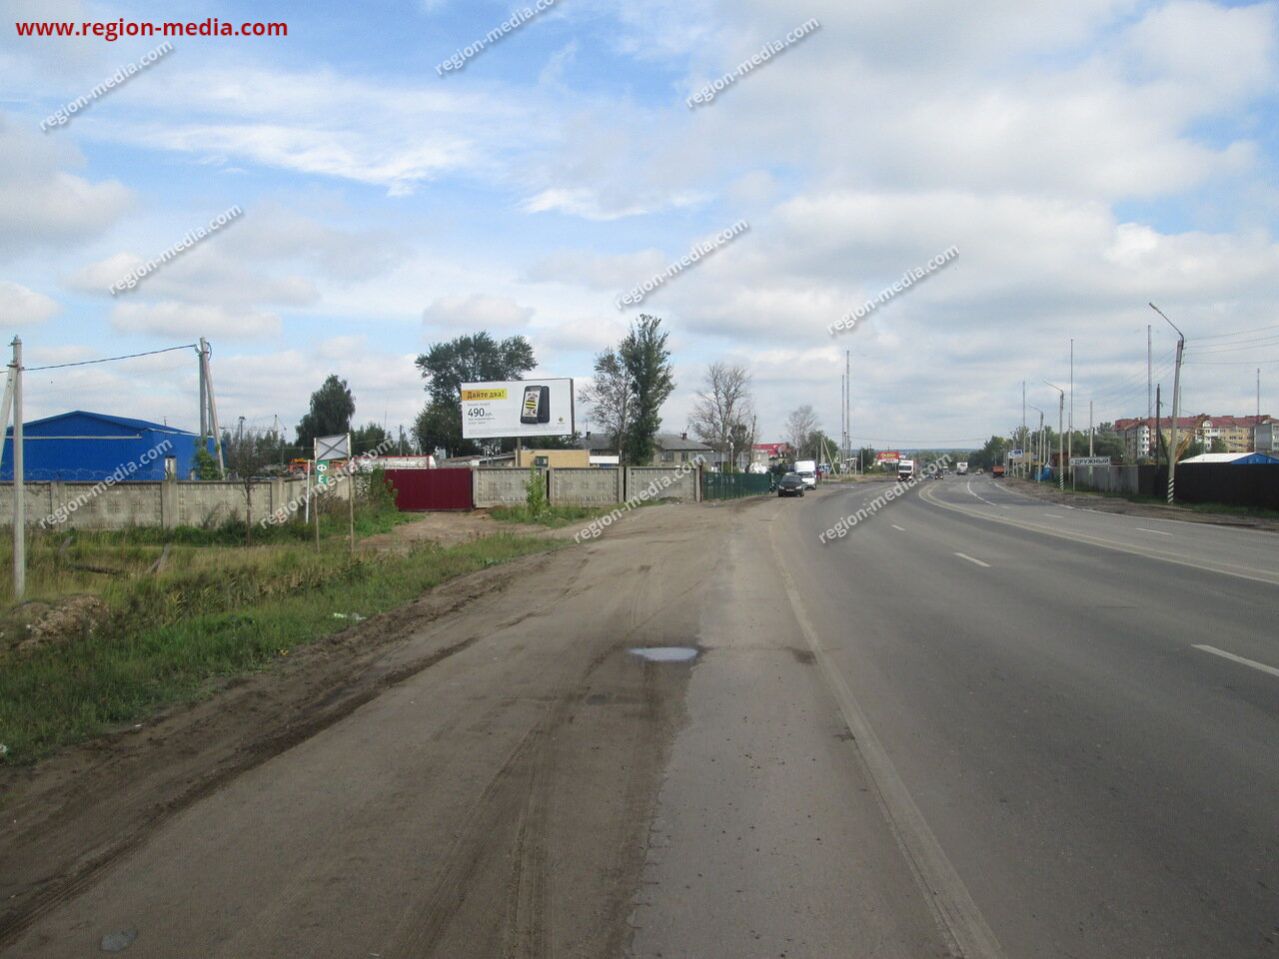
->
1, 411, 213, 482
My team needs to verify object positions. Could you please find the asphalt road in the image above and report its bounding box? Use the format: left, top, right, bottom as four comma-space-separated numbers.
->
767, 475, 1279, 958
5, 479, 1276, 958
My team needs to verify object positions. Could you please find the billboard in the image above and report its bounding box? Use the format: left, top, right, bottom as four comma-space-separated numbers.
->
461, 379, 575, 439
875, 450, 902, 465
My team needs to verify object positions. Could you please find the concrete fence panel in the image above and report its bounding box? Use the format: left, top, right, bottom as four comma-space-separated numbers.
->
548, 468, 622, 506
474, 468, 540, 508
625, 465, 701, 503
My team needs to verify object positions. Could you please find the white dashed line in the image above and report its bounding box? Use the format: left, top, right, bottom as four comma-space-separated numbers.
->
1192, 644, 1279, 679
954, 552, 991, 568
892, 524, 906, 532
1135, 527, 1172, 536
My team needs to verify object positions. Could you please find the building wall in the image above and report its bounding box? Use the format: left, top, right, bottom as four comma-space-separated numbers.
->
515, 449, 590, 469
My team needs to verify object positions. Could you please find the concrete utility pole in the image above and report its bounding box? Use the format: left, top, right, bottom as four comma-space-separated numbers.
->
1068, 339, 1074, 486
1021, 380, 1027, 478
1147, 324, 1152, 435
10, 337, 24, 600
1045, 381, 1065, 491
1028, 405, 1044, 481
1150, 304, 1185, 504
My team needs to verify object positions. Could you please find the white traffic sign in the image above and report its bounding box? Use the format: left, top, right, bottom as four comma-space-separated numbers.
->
1071, 456, 1110, 467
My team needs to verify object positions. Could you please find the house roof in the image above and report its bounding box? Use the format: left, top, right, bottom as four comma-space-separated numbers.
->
1179, 452, 1279, 465
654, 433, 713, 451
5, 409, 196, 438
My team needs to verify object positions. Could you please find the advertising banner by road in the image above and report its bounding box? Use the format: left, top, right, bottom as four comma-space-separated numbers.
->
461, 379, 575, 439
875, 450, 902, 465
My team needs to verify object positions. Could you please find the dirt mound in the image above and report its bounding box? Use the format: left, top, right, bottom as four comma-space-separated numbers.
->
0, 595, 111, 656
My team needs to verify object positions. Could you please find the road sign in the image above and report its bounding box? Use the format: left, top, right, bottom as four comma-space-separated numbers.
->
1071, 456, 1110, 467
315, 434, 349, 461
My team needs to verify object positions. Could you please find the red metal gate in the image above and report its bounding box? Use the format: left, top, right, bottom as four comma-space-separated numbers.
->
384, 469, 473, 511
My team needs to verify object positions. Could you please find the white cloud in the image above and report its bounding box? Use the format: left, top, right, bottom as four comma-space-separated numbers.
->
422, 293, 535, 330
0, 281, 59, 324
111, 301, 282, 339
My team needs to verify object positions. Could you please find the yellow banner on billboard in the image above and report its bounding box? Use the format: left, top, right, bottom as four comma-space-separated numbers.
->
461, 388, 508, 401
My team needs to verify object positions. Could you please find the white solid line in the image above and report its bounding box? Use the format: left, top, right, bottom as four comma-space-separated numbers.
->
892, 524, 906, 531
1134, 527, 1172, 536
1043, 513, 1065, 519
954, 552, 991, 568
1192, 644, 1279, 679
770, 534, 1006, 959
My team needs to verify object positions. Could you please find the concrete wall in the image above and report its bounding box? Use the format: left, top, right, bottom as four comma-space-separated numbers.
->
625, 466, 701, 502
549, 468, 622, 506
474, 468, 540, 508
0, 477, 311, 530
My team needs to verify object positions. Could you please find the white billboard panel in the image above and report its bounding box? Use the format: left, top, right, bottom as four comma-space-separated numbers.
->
461, 379, 575, 439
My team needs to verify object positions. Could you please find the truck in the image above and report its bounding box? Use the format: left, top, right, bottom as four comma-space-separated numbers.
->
897, 459, 916, 481
956, 461, 968, 476
794, 459, 818, 489
992, 463, 1006, 478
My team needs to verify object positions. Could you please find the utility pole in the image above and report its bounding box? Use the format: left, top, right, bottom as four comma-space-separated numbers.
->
1021, 380, 1026, 478
10, 337, 24, 600
1068, 339, 1074, 487
1151, 327, 1161, 455
845, 349, 851, 472
1045, 381, 1065, 491
1150, 304, 1185, 504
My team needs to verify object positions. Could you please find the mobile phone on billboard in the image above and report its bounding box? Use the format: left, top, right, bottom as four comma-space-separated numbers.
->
520, 385, 550, 424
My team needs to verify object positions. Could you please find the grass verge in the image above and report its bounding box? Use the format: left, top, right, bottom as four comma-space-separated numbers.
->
0, 533, 560, 764
488, 504, 612, 528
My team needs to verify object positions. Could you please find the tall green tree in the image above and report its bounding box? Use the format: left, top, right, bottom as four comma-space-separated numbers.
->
619, 315, 675, 466
413, 332, 536, 456
352, 422, 390, 455
296, 375, 356, 450
578, 348, 633, 451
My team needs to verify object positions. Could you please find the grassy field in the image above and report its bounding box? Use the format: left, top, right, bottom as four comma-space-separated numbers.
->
487, 503, 612, 528
0, 519, 560, 763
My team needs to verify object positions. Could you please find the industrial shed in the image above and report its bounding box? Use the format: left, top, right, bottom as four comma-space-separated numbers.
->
1, 411, 212, 482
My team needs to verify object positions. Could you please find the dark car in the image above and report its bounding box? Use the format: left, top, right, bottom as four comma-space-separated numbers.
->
777, 472, 805, 497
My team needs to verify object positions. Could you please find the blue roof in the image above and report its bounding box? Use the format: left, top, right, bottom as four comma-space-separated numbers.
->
4, 410, 197, 438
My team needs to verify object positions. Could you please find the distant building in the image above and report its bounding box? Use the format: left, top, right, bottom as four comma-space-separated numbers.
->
578, 431, 711, 468
751, 442, 793, 470
1, 410, 213, 482
1115, 413, 1271, 460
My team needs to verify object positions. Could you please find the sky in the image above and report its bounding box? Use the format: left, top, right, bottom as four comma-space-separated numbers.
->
2, 0, 1279, 450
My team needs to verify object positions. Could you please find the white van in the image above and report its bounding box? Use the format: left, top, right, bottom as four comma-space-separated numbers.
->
897, 459, 916, 481
794, 459, 818, 489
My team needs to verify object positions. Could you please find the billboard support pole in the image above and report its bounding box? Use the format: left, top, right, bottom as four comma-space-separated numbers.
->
347, 432, 355, 556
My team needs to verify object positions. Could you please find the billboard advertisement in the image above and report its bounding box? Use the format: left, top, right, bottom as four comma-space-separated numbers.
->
875, 450, 902, 465
460, 379, 575, 439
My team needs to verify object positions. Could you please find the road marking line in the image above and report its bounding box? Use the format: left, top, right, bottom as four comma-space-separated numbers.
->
1134, 527, 1172, 536
770, 530, 1006, 959
917, 483, 1279, 587
1043, 513, 1065, 519
954, 552, 991, 568
892, 524, 906, 531
1192, 644, 1279, 679
965, 481, 1000, 508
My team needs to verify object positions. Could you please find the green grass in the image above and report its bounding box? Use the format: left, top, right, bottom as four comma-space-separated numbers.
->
488, 504, 613, 528
0, 533, 561, 764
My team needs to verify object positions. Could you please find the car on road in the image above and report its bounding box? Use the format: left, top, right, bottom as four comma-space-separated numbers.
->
776, 472, 806, 497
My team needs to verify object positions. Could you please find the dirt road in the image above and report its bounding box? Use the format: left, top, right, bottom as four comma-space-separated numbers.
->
1, 496, 949, 958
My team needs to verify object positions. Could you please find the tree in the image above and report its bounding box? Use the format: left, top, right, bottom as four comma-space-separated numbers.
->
352, 422, 389, 456
857, 446, 877, 471
688, 362, 754, 470
785, 405, 819, 458
619, 315, 675, 466
414, 332, 536, 456
1209, 436, 1228, 454
296, 375, 355, 450
578, 348, 633, 451
223, 427, 275, 545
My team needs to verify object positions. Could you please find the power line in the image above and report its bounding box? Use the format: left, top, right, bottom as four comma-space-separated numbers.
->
25, 343, 197, 372
1194, 321, 1279, 341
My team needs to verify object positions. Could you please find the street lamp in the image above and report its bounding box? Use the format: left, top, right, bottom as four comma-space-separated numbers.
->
1044, 382, 1065, 490
1149, 303, 1185, 504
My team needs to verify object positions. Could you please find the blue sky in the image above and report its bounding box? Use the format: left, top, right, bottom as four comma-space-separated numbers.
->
3, 0, 1279, 448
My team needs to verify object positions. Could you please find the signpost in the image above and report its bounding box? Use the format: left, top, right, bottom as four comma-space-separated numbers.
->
314, 433, 353, 554
1070, 457, 1110, 467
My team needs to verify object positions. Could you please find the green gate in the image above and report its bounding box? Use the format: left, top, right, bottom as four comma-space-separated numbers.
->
701, 472, 774, 500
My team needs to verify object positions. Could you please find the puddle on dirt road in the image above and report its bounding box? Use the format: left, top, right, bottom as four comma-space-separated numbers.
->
628, 646, 700, 663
